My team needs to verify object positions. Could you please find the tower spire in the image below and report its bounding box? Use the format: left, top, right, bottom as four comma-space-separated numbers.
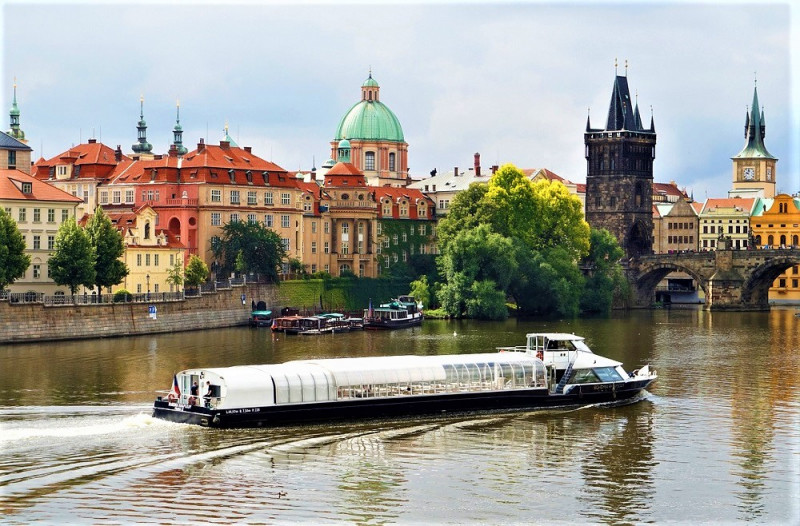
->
172, 98, 187, 156
131, 95, 153, 154
8, 77, 25, 142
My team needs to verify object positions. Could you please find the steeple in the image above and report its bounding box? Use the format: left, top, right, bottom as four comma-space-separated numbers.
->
361, 70, 380, 102
131, 95, 153, 154
222, 121, 238, 147
8, 78, 25, 142
733, 80, 775, 159
171, 99, 187, 156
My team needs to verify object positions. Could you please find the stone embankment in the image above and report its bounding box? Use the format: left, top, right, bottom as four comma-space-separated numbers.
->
0, 284, 280, 343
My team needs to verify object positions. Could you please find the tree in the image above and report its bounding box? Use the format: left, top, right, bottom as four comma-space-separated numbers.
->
184, 255, 209, 288
580, 228, 629, 314
435, 183, 490, 252
49, 218, 96, 295
409, 275, 431, 309
0, 208, 30, 290
86, 206, 128, 293
166, 260, 184, 290
211, 221, 286, 282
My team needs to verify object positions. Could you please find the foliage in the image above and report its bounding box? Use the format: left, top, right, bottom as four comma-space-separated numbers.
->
436, 224, 517, 318
0, 208, 30, 290
211, 221, 286, 282
409, 275, 431, 309
49, 218, 96, 295
434, 164, 592, 318
184, 255, 209, 287
580, 228, 629, 313
113, 289, 132, 303
166, 261, 184, 288
86, 206, 128, 293
288, 258, 307, 277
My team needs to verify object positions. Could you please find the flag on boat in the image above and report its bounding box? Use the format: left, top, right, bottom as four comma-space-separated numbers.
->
170, 374, 181, 398
368, 298, 374, 318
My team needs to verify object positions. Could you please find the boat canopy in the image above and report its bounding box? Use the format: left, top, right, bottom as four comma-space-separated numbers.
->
176, 352, 546, 410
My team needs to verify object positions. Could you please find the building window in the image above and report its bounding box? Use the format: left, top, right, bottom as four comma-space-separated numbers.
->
62, 209, 69, 222
264, 214, 273, 227
341, 242, 349, 255
8, 150, 16, 167
18, 208, 26, 222
418, 205, 427, 217
112, 190, 121, 204
33, 235, 40, 250
311, 264, 317, 273
324, 221, 330, 234
154, 254, 159, 266
389, 152, 396, 171
281, 193, 291, 205
248, 213, 257, 224
383, 203, 392, 216
365, 151, 376, 171
211, 212, 221, 226
33, 264, 40, 278
377, 222, 382, 235
137, 254, 142, 266
311, 241, 317, 254
230, 213, 240, 223
383, 238, 390, 248
282, 238, 290, 251
146, 254, 151, 266
33, 208, 41, 222
125, 190, 134, 203
48, 235, 54, 250
248, 191, 257, 205
312, 221, 317, 233
210, 189, 221, 203
324, 241, 329, 254
230, 190, 240, 205
281, 215, 290, 228
392, 234, 398, 245
265, 192, 273, 205
342, 222, 349, 234
400, 203, 408, 217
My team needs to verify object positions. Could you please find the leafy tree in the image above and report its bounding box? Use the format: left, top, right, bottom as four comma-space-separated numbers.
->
288, 257, 307, 277
49, 217, 96, 295
580, 228, 629, 313
465, 280, 508, 320
409, 275, 431, 309
184, 255, 209, 288
166, 260, 184, 290
0, 208, 30, 290
436, 183, 490, 252
211, 221, 286, 282
86, 206, 128, 293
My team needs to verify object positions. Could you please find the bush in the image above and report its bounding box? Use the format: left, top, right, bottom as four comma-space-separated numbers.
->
113, 289, 132, 303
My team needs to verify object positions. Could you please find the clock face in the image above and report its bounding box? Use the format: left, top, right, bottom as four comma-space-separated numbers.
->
743, 167, 755, 181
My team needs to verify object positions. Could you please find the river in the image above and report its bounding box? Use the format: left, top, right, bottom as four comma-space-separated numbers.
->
1, 307, 798, 524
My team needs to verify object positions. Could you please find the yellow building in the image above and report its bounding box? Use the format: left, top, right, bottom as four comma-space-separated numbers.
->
750, 194, 800, 304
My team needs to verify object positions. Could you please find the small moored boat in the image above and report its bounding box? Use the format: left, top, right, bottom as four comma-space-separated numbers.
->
249, 310, 273, 327
152, 333, 657, 428
363, 296, 423, 330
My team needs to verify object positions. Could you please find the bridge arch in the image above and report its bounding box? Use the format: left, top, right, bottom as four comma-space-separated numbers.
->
632, 262, 708, 306
741, 255, 800, 307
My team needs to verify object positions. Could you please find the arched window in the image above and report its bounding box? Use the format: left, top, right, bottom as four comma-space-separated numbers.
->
144, 222, 151, 240
793, 235, 799, 246
339, 264, 351, 275
780, 235, 786, 247
365, 151, 376, 171
389, 152, 396, 171
767, 235, 774, 246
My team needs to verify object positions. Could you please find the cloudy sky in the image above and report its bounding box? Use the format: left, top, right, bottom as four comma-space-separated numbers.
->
3, 1, 798, 200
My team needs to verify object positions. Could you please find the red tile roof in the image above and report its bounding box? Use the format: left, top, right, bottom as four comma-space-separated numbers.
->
653, 181, 688, 199
0, 169, 84, 202
701, 197, 755, 214
33, 140, 129, 181
324, 162, 367, 187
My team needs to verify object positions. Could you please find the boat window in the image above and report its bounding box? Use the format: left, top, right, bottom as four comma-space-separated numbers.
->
593, 367, 623, 382
569, 369, 601, 384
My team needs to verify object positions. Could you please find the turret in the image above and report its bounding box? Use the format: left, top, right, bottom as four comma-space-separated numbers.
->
132, 95, 153, 154
8, 78, 25, 142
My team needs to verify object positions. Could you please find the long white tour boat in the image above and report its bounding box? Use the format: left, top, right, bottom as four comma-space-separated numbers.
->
152, 333, 657, 428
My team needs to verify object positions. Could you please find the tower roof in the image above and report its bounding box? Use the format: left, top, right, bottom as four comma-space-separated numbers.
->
733, 82, 776, 160
335, 73, 405, 142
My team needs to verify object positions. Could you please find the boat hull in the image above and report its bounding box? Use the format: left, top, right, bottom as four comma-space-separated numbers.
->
363, 316, 423, 330
153, 378, 654, 428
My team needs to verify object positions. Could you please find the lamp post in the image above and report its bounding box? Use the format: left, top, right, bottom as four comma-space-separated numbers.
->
146, 273, 150, 300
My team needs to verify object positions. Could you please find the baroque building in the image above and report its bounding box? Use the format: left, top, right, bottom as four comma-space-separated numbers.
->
585, 68, 656, 258
331, 73, 409, 187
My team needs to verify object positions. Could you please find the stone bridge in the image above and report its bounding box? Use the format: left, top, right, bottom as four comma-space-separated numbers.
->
627, 248, 800, 311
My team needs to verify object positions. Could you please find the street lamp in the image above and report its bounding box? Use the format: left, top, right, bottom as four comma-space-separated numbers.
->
146, 273, 150, 299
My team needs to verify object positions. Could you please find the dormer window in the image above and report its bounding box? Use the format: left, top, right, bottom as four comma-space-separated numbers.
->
228, 169, 235, 183
21, 182, 33, 194
150, 168, 157, 181
144, 222, 151, 240
246, 170, 252, 183
262, 171, 269, 185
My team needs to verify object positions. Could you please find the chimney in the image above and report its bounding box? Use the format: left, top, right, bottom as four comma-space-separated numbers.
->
114, 145, 122, 162
198, 138, 205, 152
244, 146, 252, 153
168, 144, 178, 157
474, 152, 481, 176
491, 165, 499, 174
88, 138, 97, 144
454, 166, 459, 177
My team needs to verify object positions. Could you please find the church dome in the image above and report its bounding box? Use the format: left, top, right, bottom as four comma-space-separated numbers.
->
334, 74, 405, 142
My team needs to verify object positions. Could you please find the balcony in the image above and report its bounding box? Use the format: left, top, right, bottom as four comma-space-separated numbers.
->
166, 198, 199, 206
328, 199, 376, 209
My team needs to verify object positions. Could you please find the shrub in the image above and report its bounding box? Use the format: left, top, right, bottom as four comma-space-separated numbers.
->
113, 289, 132, 303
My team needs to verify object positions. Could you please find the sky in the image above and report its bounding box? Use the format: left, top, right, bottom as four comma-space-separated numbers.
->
2, 0, 798, 201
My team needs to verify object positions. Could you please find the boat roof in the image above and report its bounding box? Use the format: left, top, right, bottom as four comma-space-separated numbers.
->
251, 310, 272, 316
526, 332, 584, 341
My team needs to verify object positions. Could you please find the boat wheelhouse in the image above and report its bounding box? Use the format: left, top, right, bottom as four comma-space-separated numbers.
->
153, 332, 657, 428
363, 296, 423, 330
249, 310, 273, 328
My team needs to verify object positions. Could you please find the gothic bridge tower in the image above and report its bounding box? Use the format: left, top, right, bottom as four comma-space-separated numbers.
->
585, 64, 656, 258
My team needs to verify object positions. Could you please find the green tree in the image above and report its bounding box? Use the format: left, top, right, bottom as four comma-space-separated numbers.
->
49, 217, 96, 295
580, 228, 629, 313
0, 208, 30, 290
184, 255, 209, 288
409, 275, 431, 309
86, 206, 128, 293
435, 183, 490, 252
166, 260, 184, 290
211, 221, 286, 282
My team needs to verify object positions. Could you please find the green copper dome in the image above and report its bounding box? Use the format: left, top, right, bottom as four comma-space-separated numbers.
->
334, 74, 405, 142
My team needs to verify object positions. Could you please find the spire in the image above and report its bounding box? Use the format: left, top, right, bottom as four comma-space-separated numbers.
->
605, 73, 636, 131
586, 107, 592, 132
131, 95, 153, 153
361, 70, 380, 102
633, 90, 644, 130
649, 105, 655, 132
8, 77, 25, 141
172, 99, 187, 156
733, 80, 775, 159
222, 120, 238, 147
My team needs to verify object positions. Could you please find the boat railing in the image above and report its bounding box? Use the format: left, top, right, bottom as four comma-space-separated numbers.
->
496, 346, 529, 353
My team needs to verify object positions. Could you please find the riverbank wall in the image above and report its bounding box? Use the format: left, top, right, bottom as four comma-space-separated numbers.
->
0, 284, 281, 343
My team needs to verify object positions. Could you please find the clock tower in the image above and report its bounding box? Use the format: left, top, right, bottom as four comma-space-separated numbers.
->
731, 80, 777, 197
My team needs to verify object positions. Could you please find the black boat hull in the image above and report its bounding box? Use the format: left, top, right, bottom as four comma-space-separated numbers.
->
152, 378, 654, 428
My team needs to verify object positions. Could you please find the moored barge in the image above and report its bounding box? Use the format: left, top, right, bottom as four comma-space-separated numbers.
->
153, 333, 657, 428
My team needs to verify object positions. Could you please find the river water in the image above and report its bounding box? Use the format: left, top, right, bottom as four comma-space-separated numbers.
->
1, 308, 798, 524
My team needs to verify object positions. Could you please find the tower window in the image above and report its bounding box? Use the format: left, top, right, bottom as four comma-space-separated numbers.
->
389, 152, 396, 171
365, 152, 376, 171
